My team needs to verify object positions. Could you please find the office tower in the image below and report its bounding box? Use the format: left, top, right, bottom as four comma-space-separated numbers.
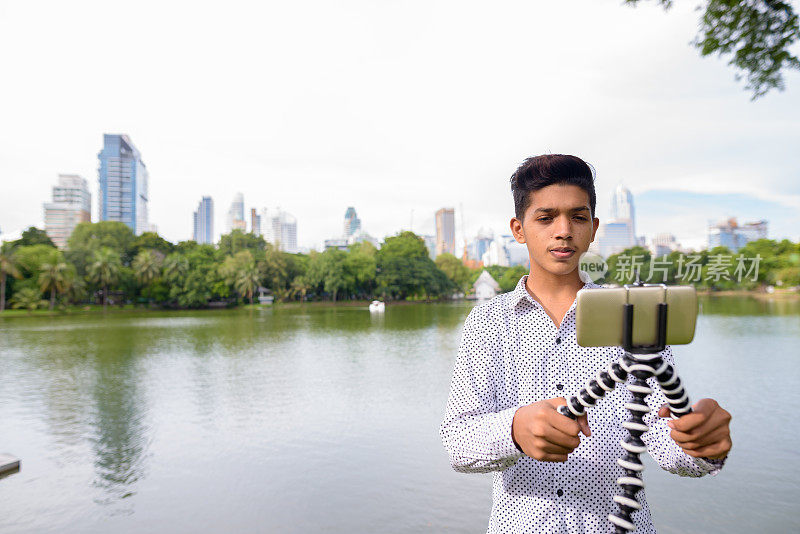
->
343, 207, 361, 238
98, 134, 149, 235
43, 174, 91, 248
193, 196, 214, 244
261, 208, 298, 253
226, 193, 246, 232
250, 208, 261, 236
708, 218, 768, 252
435, 207, 455, 256
467, 227, 494, 262
421, 235, 437, 259
612, 183, 636, 239
650, 233, 679, 257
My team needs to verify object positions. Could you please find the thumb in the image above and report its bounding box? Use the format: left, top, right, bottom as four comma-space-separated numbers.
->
577, 414, 591, 437
657, 404, 672, 418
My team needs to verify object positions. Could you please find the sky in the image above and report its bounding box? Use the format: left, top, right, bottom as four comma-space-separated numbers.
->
1, 0, 798, 252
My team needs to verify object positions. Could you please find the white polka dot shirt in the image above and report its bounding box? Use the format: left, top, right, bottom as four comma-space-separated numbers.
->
440, 275, 725, 534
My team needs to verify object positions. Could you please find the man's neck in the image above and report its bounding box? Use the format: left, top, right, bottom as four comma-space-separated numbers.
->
525, 264, 584, 304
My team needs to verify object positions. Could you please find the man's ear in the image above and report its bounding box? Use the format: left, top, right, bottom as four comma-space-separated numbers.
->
510, 217, 525, 244
590, 217, 599, 242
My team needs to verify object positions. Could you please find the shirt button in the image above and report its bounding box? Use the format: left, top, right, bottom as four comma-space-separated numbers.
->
556, 384, 564, 391
555, 337, 561, 344
557, 489, 564, 497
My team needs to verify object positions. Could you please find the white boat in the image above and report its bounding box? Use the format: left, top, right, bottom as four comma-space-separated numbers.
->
369, 300, 385, 313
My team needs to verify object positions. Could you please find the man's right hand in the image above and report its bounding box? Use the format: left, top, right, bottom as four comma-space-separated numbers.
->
511, 398, 591, 462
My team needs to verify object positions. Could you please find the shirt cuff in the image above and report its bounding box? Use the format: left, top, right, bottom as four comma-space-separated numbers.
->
495, 405, 525, 461
693, 455, 727, 475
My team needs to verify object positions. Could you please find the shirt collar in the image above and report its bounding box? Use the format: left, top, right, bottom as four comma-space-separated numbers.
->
506, 273, 601, 311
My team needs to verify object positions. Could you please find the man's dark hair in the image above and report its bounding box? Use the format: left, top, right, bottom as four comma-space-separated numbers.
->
510, 154, 596, 220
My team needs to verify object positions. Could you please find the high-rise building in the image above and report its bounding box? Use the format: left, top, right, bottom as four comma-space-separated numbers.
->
250, 208, 261, 236
43, 174, 91, 248
98, 134, 149, 235
192, 196, 214, 244
343, 207, 361, 238
467, 227, 494, 262
707, 218, 767, 252
435, 207, 455, 256
261, 208, 298, 253
591, 183, 638, 257
226, 193, 246, 233
650, 233, 679, 257
612, 183, 636, 237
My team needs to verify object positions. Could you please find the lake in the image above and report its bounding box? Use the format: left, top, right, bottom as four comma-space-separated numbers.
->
1, 296, 798, 533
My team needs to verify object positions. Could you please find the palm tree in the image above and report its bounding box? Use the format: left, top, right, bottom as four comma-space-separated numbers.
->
234, 261, 261, 304
87, 248, 121, 309
9, 287, 47, 312
39, 261, 73, 310
0, 249, 22, 312
133, 249, 162, 286
162, 253, 188, 284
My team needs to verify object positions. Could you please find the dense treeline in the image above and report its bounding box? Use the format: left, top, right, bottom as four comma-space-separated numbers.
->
603, 241, 800, 290
0, 223, 502, 311
1, 222, 797, 312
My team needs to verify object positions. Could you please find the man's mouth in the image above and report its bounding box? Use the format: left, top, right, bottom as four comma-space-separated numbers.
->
549, 247, 575, 259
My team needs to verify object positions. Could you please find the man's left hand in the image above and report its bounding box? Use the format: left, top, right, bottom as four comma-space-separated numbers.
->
658, 398, 731, 460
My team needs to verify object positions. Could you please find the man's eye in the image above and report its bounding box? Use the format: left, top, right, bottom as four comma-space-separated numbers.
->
537, 217, 552, 222
574, 216, 587, 221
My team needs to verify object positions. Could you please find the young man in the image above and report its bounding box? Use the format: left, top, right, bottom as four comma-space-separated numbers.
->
440, 154, 731, 533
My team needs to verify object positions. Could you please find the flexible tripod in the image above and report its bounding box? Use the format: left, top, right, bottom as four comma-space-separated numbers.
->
557, 281, 692, 533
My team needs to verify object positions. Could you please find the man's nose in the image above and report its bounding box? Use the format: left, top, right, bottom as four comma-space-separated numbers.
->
553, 215, 573, 239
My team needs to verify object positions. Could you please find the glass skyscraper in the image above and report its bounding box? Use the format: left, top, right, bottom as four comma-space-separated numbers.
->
98, 134, 149, 235
193, 196, 214, 244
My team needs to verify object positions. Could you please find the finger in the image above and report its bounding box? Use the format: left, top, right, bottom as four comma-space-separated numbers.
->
537, 453, 569, 463
577, 414, 591, 437
537, 425, 581, 450
671, 405, 731, 437
669, 410, 708, 432
672, 426, 730, 450
534, 438, 576, 455
545, 397, 568, 409
549, 410, 582, 437
682, 438, 731, 459
657, 404, 671, 418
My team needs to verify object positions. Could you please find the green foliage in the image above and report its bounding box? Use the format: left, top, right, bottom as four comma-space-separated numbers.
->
87, 248, 122, 307
8, 227, 56, 248
0, 248, 23, 311
218, 230, 266, 257
9, 286, 47, 311
498, 265, 528, 292
67, 222, 137, 275
39, 259, 74, 310
131, 232, 174, 257
377, 232, 453, 300
626, 0, 800, 99
435, 253, 473, 293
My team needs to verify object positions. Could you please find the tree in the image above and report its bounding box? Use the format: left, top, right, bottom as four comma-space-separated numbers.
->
87, 248, 122, 309
0, 249, 22, 311
39, 260, 74, 310
218, 230, 266, 257
626, 0, 800, 99
435, 253, 473, 293
235, 260, 261, 303
133, 249, 163, 286
131, 232, 174, 257
9, 287, 47, 312
498, 265, 529, 292
162, 253, 189, 284
67, 221, 137, 269
9, 227, 56, 248
376, 232, 454, 300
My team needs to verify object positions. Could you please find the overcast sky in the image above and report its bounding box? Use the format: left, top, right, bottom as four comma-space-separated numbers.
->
1, 0, 798, 251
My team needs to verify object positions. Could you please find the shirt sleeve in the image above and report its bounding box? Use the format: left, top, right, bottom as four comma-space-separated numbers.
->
440, 308, 524, 473
642, 345, 726, 477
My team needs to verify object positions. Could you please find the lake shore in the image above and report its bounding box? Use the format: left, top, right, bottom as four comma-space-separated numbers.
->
2, 288, 797, 318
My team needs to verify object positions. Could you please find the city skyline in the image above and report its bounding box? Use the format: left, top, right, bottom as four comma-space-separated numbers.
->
1, 2, 798, 249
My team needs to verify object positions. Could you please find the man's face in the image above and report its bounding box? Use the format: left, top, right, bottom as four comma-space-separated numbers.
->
510, 183, 599, 278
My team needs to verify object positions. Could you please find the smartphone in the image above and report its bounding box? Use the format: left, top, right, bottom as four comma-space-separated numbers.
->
575, 285, 697, 347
